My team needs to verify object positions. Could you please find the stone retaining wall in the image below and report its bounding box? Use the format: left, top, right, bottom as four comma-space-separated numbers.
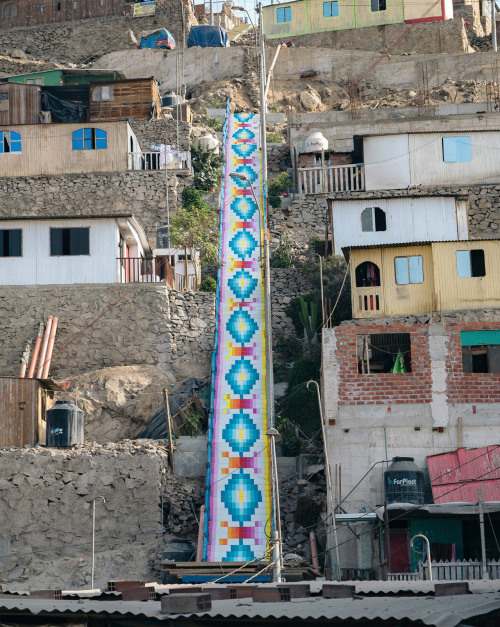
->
271, 267, 315, 336
0, 441, 204, 590
0, 284, 215, 381
0, 171, 188, 245
130, 119, 192, 152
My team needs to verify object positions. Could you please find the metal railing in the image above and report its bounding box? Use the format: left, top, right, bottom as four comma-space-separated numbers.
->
127, 151, 192, 172
298, 163, 365, 195
117, 257, 174, 287
418, 559, 500, 581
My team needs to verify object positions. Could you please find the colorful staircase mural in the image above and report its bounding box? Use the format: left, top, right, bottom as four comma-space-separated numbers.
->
203, 109, 273, 562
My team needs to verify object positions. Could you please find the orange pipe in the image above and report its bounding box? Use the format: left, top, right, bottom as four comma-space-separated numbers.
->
19, 362, 27, 378
28, 322, 44, 379
41, 317, 58, 380
36, 316, 53, 379
310, 531, 320, 570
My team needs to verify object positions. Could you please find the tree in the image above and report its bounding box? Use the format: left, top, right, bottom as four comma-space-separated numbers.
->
169, 195, 219, 289
268, 172, 291, 209
191, 144, 224, 191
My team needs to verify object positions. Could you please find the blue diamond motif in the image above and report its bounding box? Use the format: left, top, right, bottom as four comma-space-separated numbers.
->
235, 164, 258, 184
225, 358, 259, 396
228, 270, 258, 300
229, 230, 258, 260
222, 413, 259, 454
234, 127, 255, 141
226, 310, 258, 344
233, 142, 256, 158
221, 470, 262, 523
231, 197, 258, 221
234, 113, 253, 123
224, 544, 256, 562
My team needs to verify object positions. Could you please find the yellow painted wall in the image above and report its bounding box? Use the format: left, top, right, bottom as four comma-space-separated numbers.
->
432, 240, 500, 311
403, 0, 444, 21
263, 0, 404, 39
0, 121, 129, 178
351, 245, 434, 318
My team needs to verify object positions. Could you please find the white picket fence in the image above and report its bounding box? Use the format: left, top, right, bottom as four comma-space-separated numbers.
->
390, 559, 500, 581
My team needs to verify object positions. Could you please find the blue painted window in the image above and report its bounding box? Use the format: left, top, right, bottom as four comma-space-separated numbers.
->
443, 136, 471, 162
323, 1, 339, 17
0, 131, 21, 154
371, 0, 386, 11
72, 128, 107, 150
456, 249, 485, 277
394, 255, 423, 285
277, 6, 291, 22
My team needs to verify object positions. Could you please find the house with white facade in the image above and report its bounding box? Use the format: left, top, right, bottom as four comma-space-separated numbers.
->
0, 215, 178, 286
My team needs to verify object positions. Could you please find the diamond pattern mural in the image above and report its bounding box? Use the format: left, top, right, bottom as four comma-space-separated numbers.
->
203, 109, 272, 562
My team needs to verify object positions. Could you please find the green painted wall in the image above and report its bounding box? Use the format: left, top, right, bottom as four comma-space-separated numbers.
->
8, 70, 63, 86
409, 519, 464, 572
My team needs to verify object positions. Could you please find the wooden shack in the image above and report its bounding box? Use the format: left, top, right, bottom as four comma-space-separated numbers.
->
0, 83, 42, 125
0, 377, 61, 448
89, 78, 161, 122
0, 0, 124, 28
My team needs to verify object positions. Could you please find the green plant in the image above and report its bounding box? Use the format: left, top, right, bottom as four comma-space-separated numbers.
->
204, 115, 223, 133
182, 186, 207, 211
288, 356, 320, 390
299, 296, 318, 355
198, 276, 217, 292
270, 231, 293, 268
206, 94, 223, 107
170, 202, 219, 288
268, 103, 281, 113
183, 410, 205, 437
276, 415, 301, 457
277, 382, 321, 435
285, 292, 320, 336
268, 172, 291, 209
304, 255, 352, 326
273, 334, 303, 382
266, 130, 284, 143
191, 144, 224, 191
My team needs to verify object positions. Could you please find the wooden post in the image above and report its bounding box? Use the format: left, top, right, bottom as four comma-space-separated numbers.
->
163, 389, 175, 472
478, 489, 489, 579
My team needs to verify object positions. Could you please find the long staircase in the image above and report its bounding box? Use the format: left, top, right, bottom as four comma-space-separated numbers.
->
203, 110, 273, 562
228, 23, 252, 42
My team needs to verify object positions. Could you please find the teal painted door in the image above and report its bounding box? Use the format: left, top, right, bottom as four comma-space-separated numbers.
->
409, 519, 463, 571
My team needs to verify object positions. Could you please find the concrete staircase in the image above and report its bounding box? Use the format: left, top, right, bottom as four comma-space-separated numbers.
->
228, 23, 252, 42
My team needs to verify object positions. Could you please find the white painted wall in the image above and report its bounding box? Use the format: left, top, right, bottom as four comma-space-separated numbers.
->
409, 131, 500, 186
0, 218, 120, 286
331, 196, 468, 254
363, 135, 411, 191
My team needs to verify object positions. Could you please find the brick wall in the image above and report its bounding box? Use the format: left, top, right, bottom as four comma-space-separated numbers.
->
335, 319, 500, 405
446, 321, 500, 403
335, 323, 432, 405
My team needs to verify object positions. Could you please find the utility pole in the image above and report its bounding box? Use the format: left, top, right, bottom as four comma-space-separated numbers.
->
492, 0, 498, 52
478, 489, 489, 579
267, 428, 282, 582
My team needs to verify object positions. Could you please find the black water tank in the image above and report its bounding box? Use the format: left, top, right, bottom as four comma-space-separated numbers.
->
46, 400, 84, 447
384, 457, 424, 505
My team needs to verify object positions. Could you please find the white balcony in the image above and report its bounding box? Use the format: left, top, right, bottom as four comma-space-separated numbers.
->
298, 163, 365, 196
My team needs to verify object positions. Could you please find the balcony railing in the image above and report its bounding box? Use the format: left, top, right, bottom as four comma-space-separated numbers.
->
118, 257, 174, 287
355, 286, 382, 317
117, 257, 197, 291
298, 163, 365, 195
128, 151, 192, 172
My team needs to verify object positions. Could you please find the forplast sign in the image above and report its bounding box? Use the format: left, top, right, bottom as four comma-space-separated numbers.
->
387, 476, 417, 486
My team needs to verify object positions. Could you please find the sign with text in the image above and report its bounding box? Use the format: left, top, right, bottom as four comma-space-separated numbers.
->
133, 1, 156, 17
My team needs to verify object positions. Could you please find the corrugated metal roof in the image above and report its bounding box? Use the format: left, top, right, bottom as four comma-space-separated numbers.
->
428, 447, 500, 504
172, 595, 500, 625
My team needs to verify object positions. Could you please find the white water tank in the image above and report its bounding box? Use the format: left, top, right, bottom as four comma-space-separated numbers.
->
304, 131, 328, 153
198, 134, 219, 154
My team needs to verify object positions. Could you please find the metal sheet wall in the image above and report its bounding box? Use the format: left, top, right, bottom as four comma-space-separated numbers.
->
432, 239, 500, 311
0, 218, 120, 285
409, 131, 500, 187
0, 83, 41, 125
332, 196, 467, 254
0, 0, 124, 28
364, 134, 411, 191
0, 121, 129, 177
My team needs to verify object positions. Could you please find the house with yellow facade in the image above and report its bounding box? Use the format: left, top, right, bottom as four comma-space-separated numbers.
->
262, 0, 452, 40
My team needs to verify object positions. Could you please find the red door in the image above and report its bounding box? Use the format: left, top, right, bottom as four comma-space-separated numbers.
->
389, 529, 410, 573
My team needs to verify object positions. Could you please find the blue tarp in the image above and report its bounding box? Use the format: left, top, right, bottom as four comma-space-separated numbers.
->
187, 25, 229, 48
